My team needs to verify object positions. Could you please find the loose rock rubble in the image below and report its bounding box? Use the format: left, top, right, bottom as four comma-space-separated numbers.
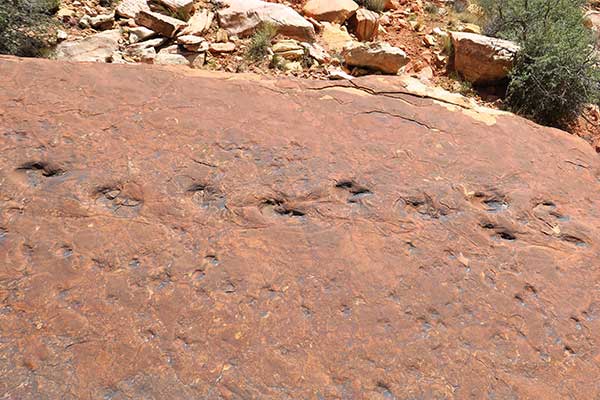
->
52, 0, 404, 77
55, 0, 519, 86
49, 0, 593, 135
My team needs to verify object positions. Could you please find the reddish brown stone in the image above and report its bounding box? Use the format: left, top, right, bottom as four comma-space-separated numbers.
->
348, 8, 379, 42
1, 56, 599, 399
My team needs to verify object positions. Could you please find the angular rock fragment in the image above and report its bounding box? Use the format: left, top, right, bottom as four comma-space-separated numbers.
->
124, 37, 168, 60
303, 0, 359, 24
177, 35, 209, 52
272, 39, 305, 61
128, 26, 156, 43
320, 22, 354, 52
209, 42, 236, 54
301, 42, 330, 64
342, 42, 409, 74
180, 9, 214, 36
450, 31, 519, 85
55, 29, 122, 62
90, 13, 115, 30
115, 0, 150, 19
135, 10, 187, 38
348, 8, 379, 42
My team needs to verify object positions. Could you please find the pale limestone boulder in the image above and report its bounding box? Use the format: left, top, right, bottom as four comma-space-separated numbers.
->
217, 0, 315, 42
55, 29, 121, 63
90, 13, 115, 30
180, 9, 214, 36
303, 0, 359, 24
321, 22, 354, 52
273, 39, 305, 60
451, 31, 519, 85
342, 42, 409, 74
177, 35, 209, 52
135, 10, 187, 37
128, 26, 156, 44
115, 0, 150, 19
209, 42, 236, 53
301, 42, 330, 64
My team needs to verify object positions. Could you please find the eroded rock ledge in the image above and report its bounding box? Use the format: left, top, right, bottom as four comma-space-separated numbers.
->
1, 57, 599, 399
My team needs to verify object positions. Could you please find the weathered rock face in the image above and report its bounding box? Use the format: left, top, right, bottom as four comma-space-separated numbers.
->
127, 26, 156, 44
348, 8, 379, 42
180, 8, 214, 36
115, 0, 150, 19
54, 29, 121, 62
217, 0, 315, 42
135, 10, 187, 38
303, 0, 359, 24
342, 41, 409, 74
89, 13, 115, 31
584, 10, 600, 31
272, 39, 305, 60
320, 21, 354, 52
451, 31, 519, 85
1, 57, 600, 399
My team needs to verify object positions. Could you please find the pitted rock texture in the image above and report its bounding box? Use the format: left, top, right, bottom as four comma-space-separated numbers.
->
1, 57, 600, 399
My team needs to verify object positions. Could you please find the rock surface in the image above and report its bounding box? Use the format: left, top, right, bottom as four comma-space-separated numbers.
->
320, 22, 354, 52
584, 10, 600, 32
115, 0, 150, 19
1, 57, 600, 399
217, 0, 315, 42
180, 8, 214, 36
135, 10, 187, 38
89, 13, 115, 30
348, 8, 379, 42
451, 31, 519, 85
342, 41, 409, 74
272, 39, 305, 60
127, 26, 156, 44
54, 29, 121, 62
303, 0, 359, 24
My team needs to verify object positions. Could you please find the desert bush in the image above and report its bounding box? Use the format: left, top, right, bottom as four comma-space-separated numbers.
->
479, 0, 600, 127
0, 0, 57, 57
424, 2, 439, 15
357, 0, 386, 13
246, 22, 278, 61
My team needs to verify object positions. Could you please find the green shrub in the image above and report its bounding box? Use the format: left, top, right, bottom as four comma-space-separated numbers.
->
424, 2, 439, 15
245, 22, 277, 61
357, 0, 386, 13
479, 0, 600, 127
0, 0, 57, 57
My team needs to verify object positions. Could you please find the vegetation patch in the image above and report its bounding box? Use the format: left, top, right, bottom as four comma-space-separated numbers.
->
478, 0, 600, 127
245, 22, 278, 61
357, 0, 387, 13
0, 0, 58, 57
